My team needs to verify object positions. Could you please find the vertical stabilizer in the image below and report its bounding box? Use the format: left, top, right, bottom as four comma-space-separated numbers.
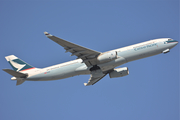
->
5, 55, 34, 71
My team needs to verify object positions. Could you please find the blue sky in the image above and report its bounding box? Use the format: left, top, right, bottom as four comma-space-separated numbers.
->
0, 1, 179, 120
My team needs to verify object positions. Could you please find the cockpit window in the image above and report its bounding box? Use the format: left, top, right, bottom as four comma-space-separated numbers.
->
168, 39, 173, 41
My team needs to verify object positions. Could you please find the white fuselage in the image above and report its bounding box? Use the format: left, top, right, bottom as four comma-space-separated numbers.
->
22, 38, 177, 81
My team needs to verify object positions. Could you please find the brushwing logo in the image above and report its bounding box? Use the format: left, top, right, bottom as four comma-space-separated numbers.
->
9, 60, 26, 71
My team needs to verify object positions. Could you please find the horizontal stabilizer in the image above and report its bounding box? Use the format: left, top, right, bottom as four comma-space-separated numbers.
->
16, 79, 25, 85
3, 69, 28, 78
84, 69, 107, 86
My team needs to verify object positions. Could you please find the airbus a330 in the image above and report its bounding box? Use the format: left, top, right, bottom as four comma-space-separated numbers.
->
3, 32, 178, 86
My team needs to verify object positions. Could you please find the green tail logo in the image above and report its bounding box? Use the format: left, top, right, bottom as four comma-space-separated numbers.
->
5, 55, 34, 71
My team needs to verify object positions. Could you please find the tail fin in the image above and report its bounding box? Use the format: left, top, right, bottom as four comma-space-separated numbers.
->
5, 55, 35, 72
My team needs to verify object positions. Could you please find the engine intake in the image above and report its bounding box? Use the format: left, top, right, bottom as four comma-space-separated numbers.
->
109, 67, 129, 78
97, 51, 117, 63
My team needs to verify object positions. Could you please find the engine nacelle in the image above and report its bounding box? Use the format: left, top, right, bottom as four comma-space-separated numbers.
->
109, 67, 129, 78
97, 51, 117, 63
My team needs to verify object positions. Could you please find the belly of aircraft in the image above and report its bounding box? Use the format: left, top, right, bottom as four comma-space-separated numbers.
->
26, 63, 90, 81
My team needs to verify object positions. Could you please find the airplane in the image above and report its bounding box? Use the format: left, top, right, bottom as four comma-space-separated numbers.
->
3, 32, 178, 86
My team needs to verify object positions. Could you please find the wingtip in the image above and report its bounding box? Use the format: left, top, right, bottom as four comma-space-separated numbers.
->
44, 31, 52, 37
84, 83, 87, 86
44, 31, 49, 35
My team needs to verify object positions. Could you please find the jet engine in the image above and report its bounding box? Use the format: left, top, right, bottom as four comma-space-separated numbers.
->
97, 51, 117, 63
109, 67, 129, 78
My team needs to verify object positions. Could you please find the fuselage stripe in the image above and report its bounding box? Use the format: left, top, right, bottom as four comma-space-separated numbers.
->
20, 67, 36, 71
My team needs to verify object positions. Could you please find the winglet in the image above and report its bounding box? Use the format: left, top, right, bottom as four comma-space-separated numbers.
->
44, 31, 52, 37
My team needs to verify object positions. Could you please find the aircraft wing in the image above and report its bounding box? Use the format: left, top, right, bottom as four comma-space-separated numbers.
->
84, 69, 107, 86
44, 32, 101, 67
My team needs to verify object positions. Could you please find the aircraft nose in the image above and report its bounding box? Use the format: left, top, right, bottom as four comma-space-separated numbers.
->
175, 40, 178, 45
171, 40, 178, 47
166, 39, 178, 48
174, 40, 178, 45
